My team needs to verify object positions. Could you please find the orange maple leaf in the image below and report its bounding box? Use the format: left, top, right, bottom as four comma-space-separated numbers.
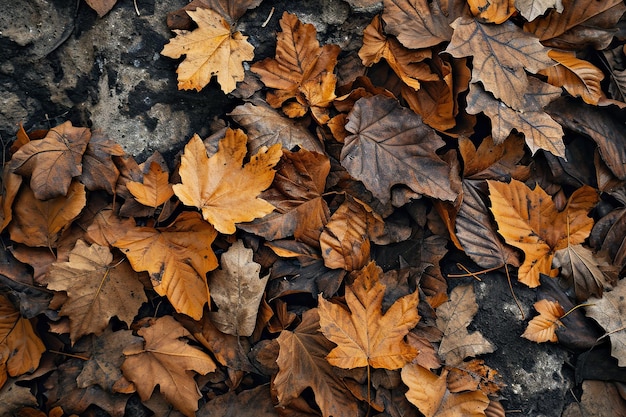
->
172, 129, 282, 235
522, 299, 565, 343
488, 179, 598, 287
161, 7, 254, 93
126, 161, 174, 208
318, 262, 419, 370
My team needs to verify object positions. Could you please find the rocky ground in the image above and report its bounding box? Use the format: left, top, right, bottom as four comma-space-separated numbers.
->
0, 1, 616, 416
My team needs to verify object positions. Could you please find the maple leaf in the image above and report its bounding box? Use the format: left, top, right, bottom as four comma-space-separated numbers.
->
274, 308, 359, 417
85, 206, 136, 248
516, 0, 563, 22
10, 121, 90, 200
79, 131, 125, 194
122, 316, 217, 417
44, 240, 147, 344
539, 50, 604, 105
0, 294, 45, 383
468, 0, 515, 24
488, 179, 598, 287
238, 148, 331, 247
436, 284, 495, 365
522, 299, 565, 343
161, 7, 254, 93
172, 129, 282, 235
446, 17, 555, 110
318, 262, 420, 370
126, 161, 174, 208
167, 0, 263, 29
8, 181, 87, 249
208, 240, 269, 337
341, 95, 458, 205
586, 278, 626, 367
251, 12, 341, 110
114, 212, 218, 320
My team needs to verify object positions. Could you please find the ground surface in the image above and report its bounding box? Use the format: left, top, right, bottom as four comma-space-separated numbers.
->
0, 1, 613, 416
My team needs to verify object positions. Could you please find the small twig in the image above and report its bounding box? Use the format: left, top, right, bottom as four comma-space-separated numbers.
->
49, 350, 90, 361
262, 7, 275, 28
447, 263, 503, 278
133, 0, 141, 16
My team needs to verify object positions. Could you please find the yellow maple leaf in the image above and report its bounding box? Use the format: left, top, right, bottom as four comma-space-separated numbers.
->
161, 7, 254, 93
172, 129, 282, 235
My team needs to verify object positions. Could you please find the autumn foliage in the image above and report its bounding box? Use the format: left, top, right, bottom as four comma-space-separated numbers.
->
3, 0, 626, 416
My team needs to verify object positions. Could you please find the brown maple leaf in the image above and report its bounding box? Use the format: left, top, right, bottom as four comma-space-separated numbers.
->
172, 129, 282, 235
10, 121, 91, 200
161, 7, 255, 93
121, 316, 216, 417
522, 299, 565, 343
318, 262, 420, 370
44, 240, 147, 344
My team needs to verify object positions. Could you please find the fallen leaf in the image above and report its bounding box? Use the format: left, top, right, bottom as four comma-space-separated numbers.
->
10, 121, 90, 200
446, 17, 555, 110
122, 316, 217, 417
0, 167, 22, 232
114, 212, 218, 320
78, 131, 125, 194
522, 299, 565, 343
172, 129, 282, 235
446, 359, 503, 396
126, 161, 174, 208
516, 0, 563, 21
586, 278, 626, 366
85, 206, 136, 248
44, 240, 147, 343
167, 0, 263, 29
436, 284, 495, 365
318, 261, 420, 369
539, 50, 604, 105
196, 385, 276, 417
468, 0, 515, 24
488, 179, 598, 287
85, 0, 118, 17
161, 7, 255, 93
208, 240, 269, 337
0, 378, 38, 414
562, 380, 626, 417
590, 207, 626, 271
341, 95, 458, 205
274, 308, 359, 417
8, 181, 87, 248
401, 364, 490, 417
459, 135, 530, 182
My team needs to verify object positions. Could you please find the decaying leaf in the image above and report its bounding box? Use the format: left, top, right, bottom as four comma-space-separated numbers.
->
318, 262, 419, 370
208, 240, 269, 337
539, 50, 604, 105
161, 7, 254, 93
126, 161, 174, 208
122, 316, 217, 417
172, 129, 282, 235
468, 0, 515, 24
516, 0, 563, 21
586, 278, 626, 366
522, 299, 565, 343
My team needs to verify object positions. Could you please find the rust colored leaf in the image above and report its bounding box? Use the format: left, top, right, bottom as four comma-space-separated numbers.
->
11, 121, 90, 200
446, 17, 555, 110
8, 181, 87, 248
44, 240, 147, 343
85, 207, 136, 248
468, 0, 515, 24
126, 161, 174, 208
239, 148, 330, 247
0, 168, 22, 232
0, 294, 45, 381
274, 308, 359, 417
553, 245, 616, 302
172, 130, 282, 235
401, 364, 490, 417
522, 299, 565, 343
208, 240, 269, 337
460, 135, 530, 182
341, 95, 458, 205
318, 262, 420, 369
586, 278, 626, 366
436, 284, 495, 365
251, 12, 340, 110
79, 131, 125, 194
167, 0, 263, 29
516, 0, 563, 21
161, 7, 255, 93
446, 359, 504, 396
539, 50, 604, 105
122, 316, 217, 417
84, 0, 117, 17
114, 212, 218, 320
488, 179, 598, 287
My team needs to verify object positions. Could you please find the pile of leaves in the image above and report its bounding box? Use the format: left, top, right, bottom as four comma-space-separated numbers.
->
2, 0, 626, 416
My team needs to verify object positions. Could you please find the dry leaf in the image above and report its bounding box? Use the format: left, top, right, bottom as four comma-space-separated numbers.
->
85, 0, 118, 17
522, 299, 565, 343
586, 278, 626, 366
44, 240, 147, 343
78, 131, 125, 194
488, 179, 598, 287
539, 50, 604, 105
468, 0, 515, 24
114, 212, 218, 320
161, 7, 254, 93
318, 262, 419, 369
122, 316, 217, 417
126, 161, 174, 208
208, 240, 269, 337
436, 284, 495, 365
172, 130, 282, 235
516, 0, 563, 21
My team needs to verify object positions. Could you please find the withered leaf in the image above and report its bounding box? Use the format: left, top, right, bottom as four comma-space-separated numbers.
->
522, 299, 565, 343
516, 0, 563, 22
586, 278, 626, 367
274, 308, 359, 417
114, 212, 218, 320
318, 262, 420, 369
172, 130, 282, 235
79, 132, 125, 194
44, 240, 147, 344
446, 17, 555, 110
84, 0, 117, 17
122, 316, 217, 417
0, 168, 22, 233
459, 135, 530, 182
167, 0, 263, 29
468, 0, 515, 24
161, 7, 255, 93
590, 207, 626, 271
11, 121, 90, 200
341, 95, 458, 205
208, 240, 269, 337
126, 161, 174, 208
